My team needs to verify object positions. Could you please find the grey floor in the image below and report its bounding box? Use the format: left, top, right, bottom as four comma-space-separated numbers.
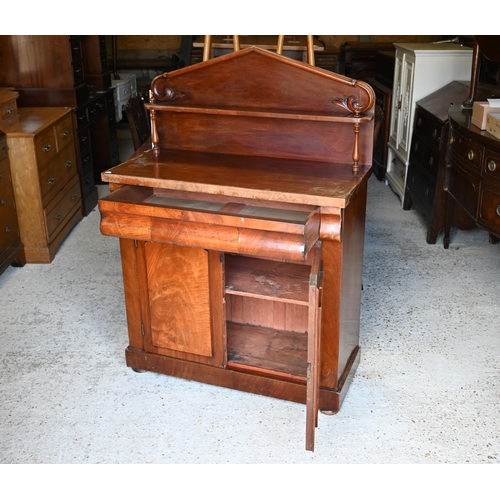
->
1, 126, 500, 465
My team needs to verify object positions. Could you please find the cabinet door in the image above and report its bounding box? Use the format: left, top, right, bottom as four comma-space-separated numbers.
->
124, 240, 226, 367
399, 54, 415, 155
389, 52, 404, 145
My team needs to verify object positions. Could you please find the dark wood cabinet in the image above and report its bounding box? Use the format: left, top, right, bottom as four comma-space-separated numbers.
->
0, 35, 120, 215
98, 47, 375, 451
445, 103, 500, 247
405, 81, 499, 243
0, 130, 25, 275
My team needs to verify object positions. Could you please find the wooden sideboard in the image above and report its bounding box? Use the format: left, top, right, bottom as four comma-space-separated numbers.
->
444, 103, 500, 247
98, 47, 375, 451
2, 107, 83, 263
405, 81, 499, 244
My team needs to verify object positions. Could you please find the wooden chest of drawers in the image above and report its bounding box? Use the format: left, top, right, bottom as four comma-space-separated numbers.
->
445, 103, 500, 247
2, 107, 83, 263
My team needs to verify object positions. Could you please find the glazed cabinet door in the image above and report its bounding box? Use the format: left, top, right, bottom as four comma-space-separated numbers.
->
121, 239, 226, 368
399, 54, 415, 155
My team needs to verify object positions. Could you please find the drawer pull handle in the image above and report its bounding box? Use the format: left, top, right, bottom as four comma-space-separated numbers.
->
54, 212, 62, 221
43, 143, 52, 153
65, 160, 72, 169
71, 193, 78, 201
62, 129, 69, 138
414, 142, 419, 152
450, 135, 455, 144
497, 206, 500, 217
432, 129, 438, 139
1, 199, 5, 206
48, 177, 56, 186
428, 157, 434, 167
417, 117, 422, 127
5, 226, 10, 234
6, 107, 13, 115
468, 150, 475, 161
488, 160, 497, 172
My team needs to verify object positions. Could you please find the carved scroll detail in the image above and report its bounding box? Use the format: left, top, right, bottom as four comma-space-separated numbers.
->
151, 73, 187, 103
331, 80, 375, 117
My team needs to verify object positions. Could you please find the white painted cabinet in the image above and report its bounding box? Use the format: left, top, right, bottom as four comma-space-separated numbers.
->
386, 43, 473, 203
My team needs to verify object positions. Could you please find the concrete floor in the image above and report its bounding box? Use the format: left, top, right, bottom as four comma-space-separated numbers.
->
1, 127, 499, 466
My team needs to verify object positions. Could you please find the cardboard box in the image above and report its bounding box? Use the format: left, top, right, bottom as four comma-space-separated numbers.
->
486, 112, 500, 139
472, 101, 500, 130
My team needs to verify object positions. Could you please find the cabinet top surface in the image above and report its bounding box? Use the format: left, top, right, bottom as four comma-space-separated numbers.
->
449, 103, 500, 149
394, 42, 473, 54
103, 148, 371, 209
0, 107, 71, 136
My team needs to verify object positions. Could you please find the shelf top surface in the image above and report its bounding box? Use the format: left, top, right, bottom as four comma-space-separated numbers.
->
102, 148, 371, 209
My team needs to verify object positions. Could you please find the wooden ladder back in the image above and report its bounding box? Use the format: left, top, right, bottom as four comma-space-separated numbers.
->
202, 35, 316, 65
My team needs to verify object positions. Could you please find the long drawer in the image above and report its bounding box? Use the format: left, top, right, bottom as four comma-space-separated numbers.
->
99, 186, 322, 261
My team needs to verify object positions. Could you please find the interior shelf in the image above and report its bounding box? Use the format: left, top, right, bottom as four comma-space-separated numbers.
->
226, 321, 307, 380
225, 254, 311, 305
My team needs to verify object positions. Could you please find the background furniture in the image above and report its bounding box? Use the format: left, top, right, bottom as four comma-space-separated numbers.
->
98, 47, 375, 451
0, 35, 120, 215
385, 42, 473, 204
1, 107, 82, 263
0, 129, 25, 275
405, 81, 499, 244
445, 103, 500, 247
124, 93, 151, 151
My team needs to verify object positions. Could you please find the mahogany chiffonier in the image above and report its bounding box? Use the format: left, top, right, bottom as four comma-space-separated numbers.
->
2, 107, 83, 263
98, 47, 375, 451
444, 103, 500, 248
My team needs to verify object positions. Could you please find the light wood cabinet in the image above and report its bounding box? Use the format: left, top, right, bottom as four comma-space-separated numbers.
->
386, 43, 472, 204
2, 107, 83, 263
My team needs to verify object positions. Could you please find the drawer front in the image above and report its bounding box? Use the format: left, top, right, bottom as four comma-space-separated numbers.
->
483, 152, 500, 183
77, 128, 91, 153
114, 81, 133, 101
80, 165, 96, 198
75, 107, 88, 128
0, 98, 17, 122
88, 96, 106, 120
448, 164, 480, 219
415, 109, 442, 149
449, 129, 483, 172
45, 177, 82, 240
478, 186, 500, 235
55, 114, 74, 151
411, 135, 439, 178
0, 137, 7, 162
72, 60, 85, 86
407, 163, 435, 213
70, 37, 82, 61
34, 126, 58, 170
0, 156, 20, 248
39, 145, 78, 205
99, 186, 321, 262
